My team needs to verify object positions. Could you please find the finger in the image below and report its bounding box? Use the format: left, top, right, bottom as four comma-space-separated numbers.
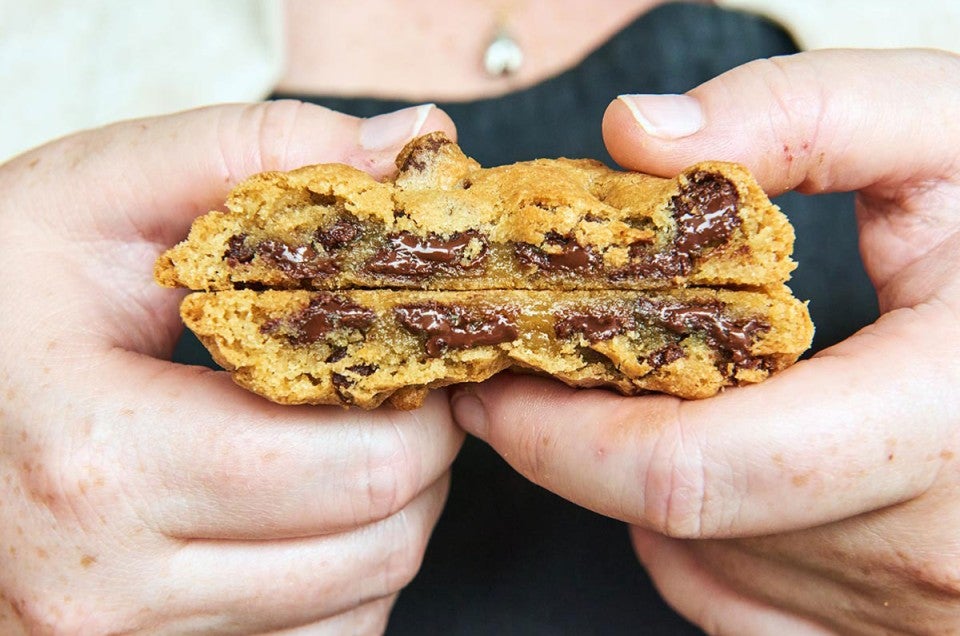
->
602, 49, 960, 197
103, 357, 462, 539
0, 101, 456, 359
630, 526, 836, 636
160, 475, 447, 634
452, 299, 958, 538
5, 100, 456, 246
262, 595, 395, 635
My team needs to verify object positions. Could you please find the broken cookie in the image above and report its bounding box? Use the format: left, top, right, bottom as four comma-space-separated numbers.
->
157, 133, 813, 408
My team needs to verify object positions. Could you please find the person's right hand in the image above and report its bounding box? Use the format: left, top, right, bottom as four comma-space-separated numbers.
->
0, 101, 463, 634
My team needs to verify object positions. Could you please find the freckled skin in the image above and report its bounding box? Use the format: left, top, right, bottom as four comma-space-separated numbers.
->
0, 102, 463, 632
470, 49, 960, 635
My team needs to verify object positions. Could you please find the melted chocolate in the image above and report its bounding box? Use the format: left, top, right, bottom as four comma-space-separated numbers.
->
263, 294, 376, 345
514, 232, 600, 274
635, 298, 767, 364
612, 171, 741, 280
256, 239, 338, 280
394, 303, 519, 356
673, 171, 741, 254
225, 234, 255, 264
314, 218, 361, 251
364, 230, 487, 277
554, 308, 633, 342
647, 343, 684, 369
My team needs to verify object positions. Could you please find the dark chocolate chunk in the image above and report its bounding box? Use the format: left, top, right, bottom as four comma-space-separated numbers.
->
673, 171, 742, 255
308, 191, 342, 207
612, 171, 741, 280
647, 343, 684, 369
256, 239, 338, 280
554, 307, 634, 342
610, 249, 691, 280
635, 298, 767, 364
394, 303, 519, 357
347, 364, 377, 376
263, 294, 376, 345
314, 218, 361, 251
331, 372, 354, 404
514, 232, 600, 274
364, 230, 487, 277
225, 234, 255, 265
325, 346, 348, 363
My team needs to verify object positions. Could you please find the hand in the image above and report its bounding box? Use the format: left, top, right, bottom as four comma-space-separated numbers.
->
0, 101, 464, 634
452, 49, 960, 634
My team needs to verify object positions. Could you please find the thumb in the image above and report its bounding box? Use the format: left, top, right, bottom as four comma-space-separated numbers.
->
1, 101, 456, 358
6, 100, 456, 249
602, 48, 960, 197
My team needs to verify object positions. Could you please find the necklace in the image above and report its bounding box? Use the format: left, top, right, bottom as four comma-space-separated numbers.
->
482, 3, 524, 77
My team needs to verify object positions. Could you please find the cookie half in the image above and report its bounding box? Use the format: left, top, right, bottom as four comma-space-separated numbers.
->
156, 133, 795, 292
181, 288, 812, 409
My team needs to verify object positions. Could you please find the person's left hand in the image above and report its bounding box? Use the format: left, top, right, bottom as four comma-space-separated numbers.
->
452, 49, 960, 634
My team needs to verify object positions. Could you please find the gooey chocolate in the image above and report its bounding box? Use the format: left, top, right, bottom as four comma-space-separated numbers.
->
514, 232, 600, 274
224, 218, 362, 281
554, 309, 633, 342
553, 297, 769, 370
394, 302, 519, 356
612, 171, 742, 279
255, 240, 337, 280
636, 298, 767, 364
262, 294, 376, 345
364, 230, 488, 278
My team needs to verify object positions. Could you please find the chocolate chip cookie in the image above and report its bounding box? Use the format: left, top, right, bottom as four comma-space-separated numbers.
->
157, 133, 813, 408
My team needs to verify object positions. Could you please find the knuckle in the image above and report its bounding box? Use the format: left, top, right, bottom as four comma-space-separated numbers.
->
251, 99, 309, 172
897, 553, 960, 601
379, 513, 430, 594
18, 433, 121, 530
641, 414, 733, 539
359, 426, 421, 524
4, 593, 117, 636
515, 418, 554, 487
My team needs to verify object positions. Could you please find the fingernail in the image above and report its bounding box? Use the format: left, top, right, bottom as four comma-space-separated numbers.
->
451, 390, 489, 438
617, 94, 703, 140
359, 103, 435, 151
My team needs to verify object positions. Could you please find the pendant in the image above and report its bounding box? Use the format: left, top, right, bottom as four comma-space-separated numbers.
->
483, 30, 523, 77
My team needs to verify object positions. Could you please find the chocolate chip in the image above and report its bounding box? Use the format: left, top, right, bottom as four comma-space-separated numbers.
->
263, 294, 376, 345
308, 191, 341, 207
256, 239, 338, 280
363, 230, 488, 278
397, 133, 452, 172
554, 308, 634, 342
325, 346, 348, 363
673, 171, 741, 255
314, 218, 361, 251
225, 234, 255, 265
347, 364, 377, 376
635, 298, 767, 365
611, 171, 741, 280
514, 232, 600, 274
394, 303, 519, 357
647, 343, 684, 369
331, 373, 354, 404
